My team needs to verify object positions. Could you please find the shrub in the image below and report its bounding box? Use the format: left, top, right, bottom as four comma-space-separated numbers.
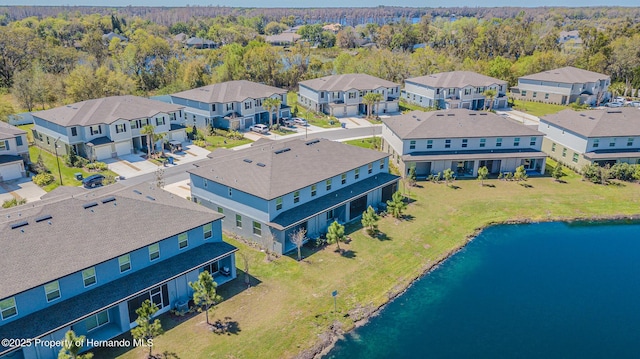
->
102, 174, 117, 185
33, 173, 54, 186
85, 162, 108, 171
193, 139, 206, 147
227, 130, 243, 139
610, 163, 636, 181
2, 198, 27, 208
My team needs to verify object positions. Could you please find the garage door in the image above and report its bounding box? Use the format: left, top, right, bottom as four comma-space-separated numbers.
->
93, 145, 113, 161
170, 131, 186, 143
0, 162, 24, 181
115, 141, 131, 157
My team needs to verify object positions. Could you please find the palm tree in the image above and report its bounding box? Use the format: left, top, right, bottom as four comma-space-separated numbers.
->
372, 92, 384, 119
483, 89, 497, 111
141, 124, 156, 158
263, 97, 281, 129
362, 92, 377, 119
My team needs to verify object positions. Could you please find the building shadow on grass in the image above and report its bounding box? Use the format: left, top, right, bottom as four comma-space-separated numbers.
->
218, 270, 262, 299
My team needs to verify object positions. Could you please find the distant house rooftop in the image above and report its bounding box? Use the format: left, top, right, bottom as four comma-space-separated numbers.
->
102, 31, 127, 42
383, 109, 543, 140
0, 121, 26, 140
299, 73, 399, 92
171, 80, 287, 104
405, 71, 506, 88
540, 108, 640, 138
31, 95, 183, 127
520, 66, 609, 84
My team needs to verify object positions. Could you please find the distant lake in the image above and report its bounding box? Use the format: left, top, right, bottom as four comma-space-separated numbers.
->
327, 221, 640, 359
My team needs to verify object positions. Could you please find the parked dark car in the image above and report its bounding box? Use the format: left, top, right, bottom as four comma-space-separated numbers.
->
82, 174, 105, 188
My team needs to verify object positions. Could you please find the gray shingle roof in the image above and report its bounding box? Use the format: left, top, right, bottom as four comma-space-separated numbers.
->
31, 95, 183, 127
170, 80, 287, 104
189, 138, 390, 200
405, 71, 506, 88
520, 66, 609, 84
0, 242, 236, 356
383, 109, 543, 140
0, 121, 26, 140
0, 183, 223, 299
540, 108, 640, 138
299, 73, 399, 92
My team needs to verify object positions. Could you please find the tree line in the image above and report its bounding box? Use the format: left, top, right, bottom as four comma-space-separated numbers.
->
1, 7, 640, 116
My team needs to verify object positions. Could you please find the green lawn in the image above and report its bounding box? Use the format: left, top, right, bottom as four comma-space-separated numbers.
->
344, 137, 381, 150
399, 99, 436, 113
202, 134, 252, 150
287, 92, 341, 128
109, 161, 640, 359
29, 147, 118, 192
512, 99, 569, 117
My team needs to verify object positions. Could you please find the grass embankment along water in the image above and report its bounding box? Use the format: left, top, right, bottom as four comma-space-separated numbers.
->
110, 159, 640, 359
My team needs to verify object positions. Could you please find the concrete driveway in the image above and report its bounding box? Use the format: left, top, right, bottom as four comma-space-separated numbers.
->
106, 143, 211, 179
0, 177, 46, 204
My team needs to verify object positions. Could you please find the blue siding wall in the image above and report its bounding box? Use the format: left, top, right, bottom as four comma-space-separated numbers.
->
3, 220, 222, 325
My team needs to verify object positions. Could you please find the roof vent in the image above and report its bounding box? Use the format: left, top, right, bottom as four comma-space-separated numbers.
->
305, 139, 320, 146
607, 110, 622, 114
146, 196, 155, 201
580, 114, 586, 117
133, 189, 142, 195
83, 202, 98, 209
469, 113, 476, 116
35, 215, 53, 223
10, 221, 29, 230
447, 114, 454, 116
274, 148, 290, 154
257, 163, 266, 167
479, 113, 487, 116
243, 159, 253, 163
588, 117, 595, 120
436, 114, 444, 117
101, 196, 116, 204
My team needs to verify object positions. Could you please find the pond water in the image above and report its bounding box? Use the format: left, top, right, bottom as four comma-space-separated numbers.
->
327, 221, 640, 358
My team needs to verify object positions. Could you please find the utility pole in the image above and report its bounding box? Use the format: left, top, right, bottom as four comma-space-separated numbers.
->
53, 137, 63, 186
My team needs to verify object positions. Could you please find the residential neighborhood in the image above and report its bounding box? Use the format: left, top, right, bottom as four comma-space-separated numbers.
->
2, 4, 640, 359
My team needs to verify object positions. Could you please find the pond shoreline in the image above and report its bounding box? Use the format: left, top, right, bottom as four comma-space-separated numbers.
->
301, 214, 640, 359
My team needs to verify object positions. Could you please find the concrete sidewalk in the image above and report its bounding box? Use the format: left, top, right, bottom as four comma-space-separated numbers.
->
495, 108, 541, 126
163, 179, 191, 199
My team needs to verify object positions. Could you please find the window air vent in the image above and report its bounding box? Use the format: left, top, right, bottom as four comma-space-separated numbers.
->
10, 221, 29, 230
257, 163, 266, 167
35, 215, 52, 223
101, 196, 116, 204
243, 159, 253, 163
305, 139, 320, 146
83, 202, 98, 209
274, 148, 291, 154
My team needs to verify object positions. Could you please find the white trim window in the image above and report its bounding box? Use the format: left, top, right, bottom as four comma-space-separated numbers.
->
0, 297, 17, 320
203, 223, 213, 240
85, 310, 109, 331
44, 281, 61, 302
118, 254, 131, 273
149, 243, 160, 261
82, 267, 97, 287
178, 232, 188, 249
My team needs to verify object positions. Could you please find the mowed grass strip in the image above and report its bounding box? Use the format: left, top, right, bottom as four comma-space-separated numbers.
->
113, 165, 640, 359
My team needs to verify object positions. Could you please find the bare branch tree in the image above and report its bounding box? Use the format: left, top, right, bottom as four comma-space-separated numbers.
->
289, 228, 307, 261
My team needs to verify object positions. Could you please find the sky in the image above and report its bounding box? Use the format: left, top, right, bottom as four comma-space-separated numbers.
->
3, 0, 639, 7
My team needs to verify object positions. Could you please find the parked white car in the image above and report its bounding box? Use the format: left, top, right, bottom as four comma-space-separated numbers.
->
293, 117, 308, 126
606, 101, 624, 108
249, 124, 269, 134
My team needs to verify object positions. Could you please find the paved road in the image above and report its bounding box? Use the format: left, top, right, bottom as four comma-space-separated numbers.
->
119, 125, 383, 188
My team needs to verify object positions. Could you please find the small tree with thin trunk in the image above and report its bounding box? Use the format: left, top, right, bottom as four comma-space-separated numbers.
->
262, 231, 277, 262
263, 97, 281, 129
289, 227, 307, 261
483, 89, 497, 111
443, 168, 455, 187
361, 206, 380, 236
189, 270, 222, 326
513, 165, 528, 182
240, 252, 251, 287
141, 124, 156, 158
407, 165, 417, 187
58, 330, 93, 359
477, 166, 489, 186
131, 300, 163, 358
386, 191, 407, 219
326, 221, 346, 252
552, 163, 565, 182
